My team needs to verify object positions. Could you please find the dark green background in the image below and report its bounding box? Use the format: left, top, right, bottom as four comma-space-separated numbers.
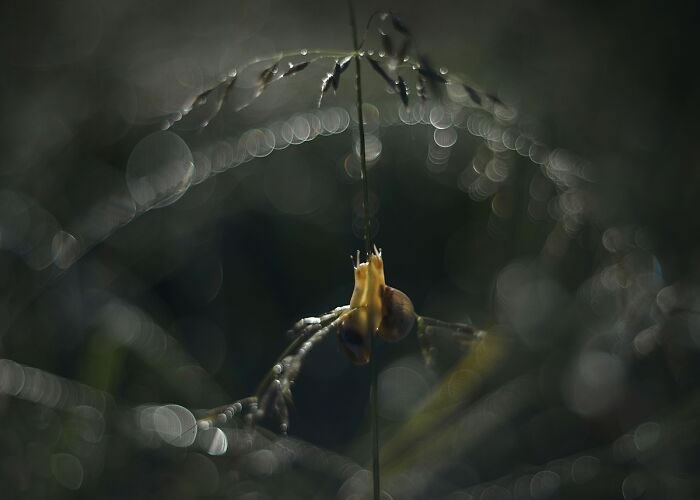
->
1, 0, 698, 498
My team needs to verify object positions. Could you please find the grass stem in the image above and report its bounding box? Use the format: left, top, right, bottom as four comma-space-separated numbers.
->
348, 1, 380, 499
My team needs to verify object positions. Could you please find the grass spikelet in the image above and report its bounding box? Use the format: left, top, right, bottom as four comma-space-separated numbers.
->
380, 30, 394, 57
319, 72, 334, 106
366, 56, 396, 88
256, 63, 279, 97
282, 61, 310, 77
464, 84, 482, 105
390, 13, 411, 35
333, 56, 353, 89
318, 57, 352, 107
486, 92, 504, 105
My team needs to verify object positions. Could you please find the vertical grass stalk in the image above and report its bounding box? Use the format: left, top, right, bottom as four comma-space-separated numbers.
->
348, 1, 380, 499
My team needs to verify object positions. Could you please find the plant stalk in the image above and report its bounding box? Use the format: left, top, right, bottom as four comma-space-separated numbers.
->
349, 6, 372, 259
348, 1, 380, 499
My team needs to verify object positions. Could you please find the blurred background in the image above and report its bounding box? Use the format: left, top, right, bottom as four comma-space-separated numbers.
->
1, 0, 699, 498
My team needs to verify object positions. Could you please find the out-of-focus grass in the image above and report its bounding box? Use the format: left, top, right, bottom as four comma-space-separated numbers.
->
1, 0, 699, 499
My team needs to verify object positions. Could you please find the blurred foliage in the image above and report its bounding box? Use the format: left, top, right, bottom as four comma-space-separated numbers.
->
1, 0, 699, 499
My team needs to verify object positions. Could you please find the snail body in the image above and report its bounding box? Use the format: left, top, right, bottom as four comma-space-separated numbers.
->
339, 247, 416, 364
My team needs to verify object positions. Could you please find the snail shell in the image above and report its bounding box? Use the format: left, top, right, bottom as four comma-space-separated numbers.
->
377, 285, 416, 342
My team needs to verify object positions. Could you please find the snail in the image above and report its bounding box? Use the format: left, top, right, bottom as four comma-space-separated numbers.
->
338, 246, 416, 364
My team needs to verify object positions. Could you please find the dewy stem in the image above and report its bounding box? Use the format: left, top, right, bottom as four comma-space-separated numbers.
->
349, 8, 372, 259
348, 2, 380, 500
